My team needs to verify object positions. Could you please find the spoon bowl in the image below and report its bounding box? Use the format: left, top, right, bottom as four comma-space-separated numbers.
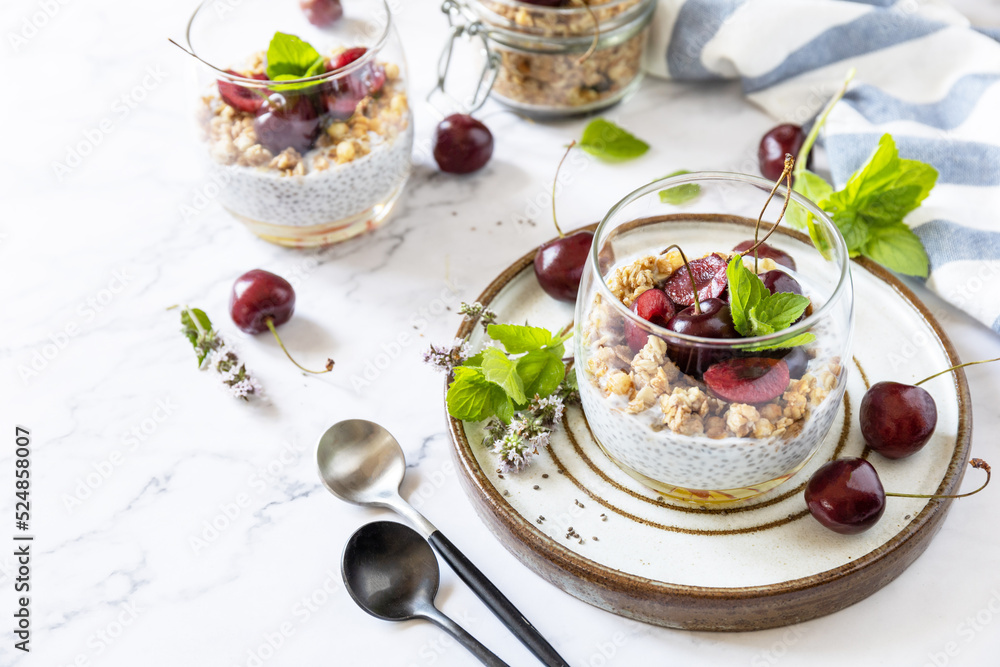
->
342, 521, 439, 621
317, 419, 407, 507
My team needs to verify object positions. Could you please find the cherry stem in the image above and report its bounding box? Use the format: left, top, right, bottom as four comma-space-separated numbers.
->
742, 154, 795, 272
914, 357, 1000, 386
886, 458, 991, 500
575, 0, 601, 65
264, 318, 334, 374
557, 320, 574, 339
660, 244, 701, 314
552, 140, 576, 239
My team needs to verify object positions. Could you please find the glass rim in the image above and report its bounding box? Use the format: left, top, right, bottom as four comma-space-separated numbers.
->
184, 0, 393, 85
590, 170, 852, 348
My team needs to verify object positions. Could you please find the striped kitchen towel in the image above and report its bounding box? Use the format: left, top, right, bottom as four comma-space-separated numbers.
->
644, 0, 1000, 333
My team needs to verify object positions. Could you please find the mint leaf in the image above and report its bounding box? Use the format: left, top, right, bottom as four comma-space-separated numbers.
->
658, 170, 701, 204
480, 348, 527, 405
486, 324, 555, 355
726, 256, 770, 337
516, 349, 565, 403
446, 366, 513, 423
752, 292, 811, 331
825, 135, 937, 258
266, 32, 324, 82
862, 223, 930, 277
579, 119, 649, 162
180, 307, 214, 366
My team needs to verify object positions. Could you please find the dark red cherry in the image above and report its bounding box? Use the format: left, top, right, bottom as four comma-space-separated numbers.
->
218, 70, 269, 113
805, 458, 886, 534
230, 270, 295, 335
300, 0, 343, 26
321, 48, 386, 121
860, 381, 937, 459
433, 114, 493, 174
759, 124, 805, 182
732, 240, 796, 271
759, 270, 803, 296
534, 230, 593, 302
666, 298, 739, 376
663, 253, 728, 306
254, 93, 320, 154
625, 289, 676, 353
704, 357, 790, 404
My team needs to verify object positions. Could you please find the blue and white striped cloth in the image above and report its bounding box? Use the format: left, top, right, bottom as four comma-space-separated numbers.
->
644, 0, 1000, 333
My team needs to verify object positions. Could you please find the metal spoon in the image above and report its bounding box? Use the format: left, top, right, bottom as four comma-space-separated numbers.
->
317, 420, 569, 667
342, 521, 510, 667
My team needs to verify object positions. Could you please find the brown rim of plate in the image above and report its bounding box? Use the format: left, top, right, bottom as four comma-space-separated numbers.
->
445, 217, 972, 629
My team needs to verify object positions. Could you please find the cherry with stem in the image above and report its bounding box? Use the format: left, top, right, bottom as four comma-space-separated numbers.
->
230, 269, 334, 375
740, 154, 795, 273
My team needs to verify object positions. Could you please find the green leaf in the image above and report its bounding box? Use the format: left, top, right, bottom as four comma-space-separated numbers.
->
752, 292, 811, 331
486, 324, 555, 354
446, 366, 512, 423
726, 256, 770, 337
480, 348, 527, 405
180, 307, 213, 366
463, 351, 485, 368
579, 119, 649, 162
658, 170, 701, 204
824, 134, 937, 257
862, 223, 930, 277
516, 349, 565, 403
266, 32, 324, 82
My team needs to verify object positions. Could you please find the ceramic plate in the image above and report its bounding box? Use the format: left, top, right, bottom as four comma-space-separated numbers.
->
447, 224, 972, 631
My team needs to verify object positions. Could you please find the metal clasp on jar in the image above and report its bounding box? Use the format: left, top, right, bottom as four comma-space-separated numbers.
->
428, 0, 500, 114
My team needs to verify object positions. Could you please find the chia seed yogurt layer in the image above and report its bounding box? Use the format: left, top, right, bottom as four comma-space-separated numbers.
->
578, 250, 846, 493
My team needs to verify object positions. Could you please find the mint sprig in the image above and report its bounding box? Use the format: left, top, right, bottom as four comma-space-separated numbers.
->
266, 32, 326, 90
726, 256, 814, 350
579, 119, 649, 162
786, 70, 936, 277
445, 323, 571, 424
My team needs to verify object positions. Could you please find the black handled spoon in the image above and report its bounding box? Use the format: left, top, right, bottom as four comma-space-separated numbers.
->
343, 521, 510, 667
317, 420, 569, 667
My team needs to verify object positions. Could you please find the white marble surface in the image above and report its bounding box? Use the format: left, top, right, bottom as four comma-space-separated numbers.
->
5, 1, 1000, 666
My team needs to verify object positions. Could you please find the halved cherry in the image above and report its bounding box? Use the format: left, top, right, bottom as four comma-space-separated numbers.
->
704, 357, 790, 404
321, 47, 387, 121
218, 70, 269, 113
663, 253, 728, 306
625, 288, 676, 353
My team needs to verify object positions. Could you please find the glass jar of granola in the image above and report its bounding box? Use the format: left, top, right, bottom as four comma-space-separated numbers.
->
442, 0, 655, 117
575, 172, 855, 503
181, 0, 413, 247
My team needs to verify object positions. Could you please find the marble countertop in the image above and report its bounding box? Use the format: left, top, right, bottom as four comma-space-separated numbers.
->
6, 0, 1000, 665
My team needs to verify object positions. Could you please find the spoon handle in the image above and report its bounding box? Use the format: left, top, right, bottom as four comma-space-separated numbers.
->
428, 531, 570, 667
420, 605, 511, 667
